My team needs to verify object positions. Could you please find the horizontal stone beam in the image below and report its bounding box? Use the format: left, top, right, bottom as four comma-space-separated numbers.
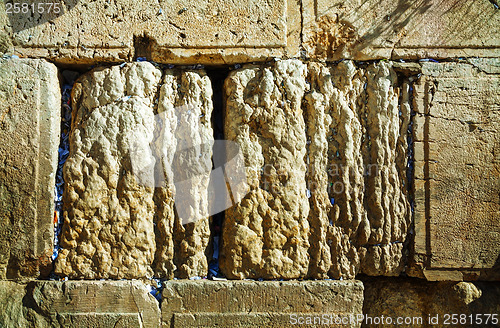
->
162, 280, 364, 328
0, 280, 160, 328
0, 0, 498, 64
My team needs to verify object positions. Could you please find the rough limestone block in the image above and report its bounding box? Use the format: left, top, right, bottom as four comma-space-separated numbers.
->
153, 69, 213, 279
363, 277, 500, 328
29, 280, 160, 328
55, 62, 162, 279
0, 281, 33, 328
302, 0, 500, 61
305, 61, 411, 279
0, 58, 60, 280
162, 280, 364, 328
55, 62, 213, 279
220, 60, 311, 279
221, 60, 411, 280
410, 60, 500, 281
1, 0, 300, 64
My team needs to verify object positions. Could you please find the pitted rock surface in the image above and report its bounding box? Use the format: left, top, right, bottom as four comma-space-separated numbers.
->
55, 62, 162, 279
221, 60, 411, 280
153, 69, 213, 279
305, 61, 411, 279
55, 63, 214, 279
220, 60, 311, 279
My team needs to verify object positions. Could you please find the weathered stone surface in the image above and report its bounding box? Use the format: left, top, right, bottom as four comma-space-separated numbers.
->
0, 280, 161, 328
220, 60, 311, 279
1, 0, 300, 64
54, 62, 162, 279
302, 0, 500, 61
0, 58, 60, 280
162, 280, 364, 328
410, 60, 500, 281
305, 61, 411, 279
55, 62, 213, 279
363, 277, 500, 328
29, 280, 160, 328
0, 281, 33, 328
221, 60, 411, 280
153, 69, 213, 279
2, 0, 499, 63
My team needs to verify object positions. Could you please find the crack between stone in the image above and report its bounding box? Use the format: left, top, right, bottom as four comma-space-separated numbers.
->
424, 112, 488, 126
463, 193, 500, 206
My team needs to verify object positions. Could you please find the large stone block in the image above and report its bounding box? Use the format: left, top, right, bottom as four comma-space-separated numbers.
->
220, 59, 311, 279
0, 280, 160, 328
30, 280, 160, 328
410, 59, 500, 281
0, 281, 32, 328
55, 62, 162, 279
305, 61, 411, 279
221, 60, 411, 280
0, 58, 60, 280
363, 277, 500, 328
162, 280, 364, 328
1, 0, 300, 64
55, 62, 214, 279
302, 0, 500, 61
153, 68, 213, 279
221, 61, 411, 279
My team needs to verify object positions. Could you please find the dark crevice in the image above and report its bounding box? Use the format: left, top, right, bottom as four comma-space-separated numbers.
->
205, 67, 230, 280
423, 80, 437, 269
133, 33, 154, 61
401, 72, 419, 278
407, 76, 416, 226
48, 68, 80, 280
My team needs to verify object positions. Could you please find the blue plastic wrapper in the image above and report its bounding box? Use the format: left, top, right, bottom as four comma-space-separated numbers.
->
52, 71, 79, 263
148, 278, 163, 302
418, 58, 439, 63
208, 260, 219, 278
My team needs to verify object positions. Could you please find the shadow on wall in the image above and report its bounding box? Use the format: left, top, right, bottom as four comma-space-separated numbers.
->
469, 280, 500, 317
316, 0, 498, 56
4, 0, 79, 33
347, 0, 433, 52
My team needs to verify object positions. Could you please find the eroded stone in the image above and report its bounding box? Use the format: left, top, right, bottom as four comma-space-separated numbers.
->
363, 277, 500, 327
0, 58, 60, 280
153, 69, 213, 279
55, 62, 161, 279
55, 62, 214, 279
220, 60, 311, 279
305, 61, 411, 279
221, 60, 411, 280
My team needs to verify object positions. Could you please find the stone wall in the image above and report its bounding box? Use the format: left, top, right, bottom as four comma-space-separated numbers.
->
0, 0, 499, 327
